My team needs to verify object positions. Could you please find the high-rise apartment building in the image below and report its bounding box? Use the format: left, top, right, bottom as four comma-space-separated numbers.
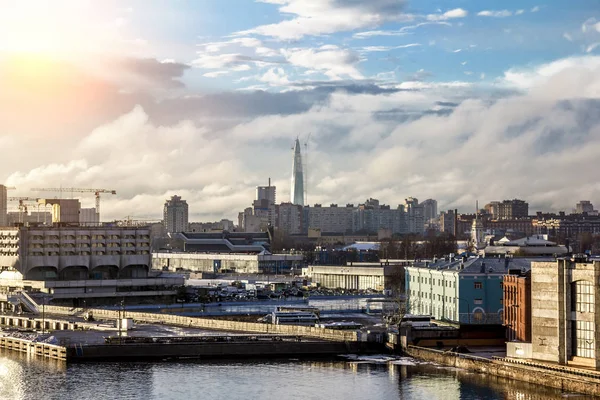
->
163, 195, 189, 233
497, 199, 529, 220
405, 197, 425, 234
256, 178, 276, 205
290, 138, 304, 206
0, 185, 7, 227
308, 204, 354, 233
575, 200, 597, 215
421, 199, 438, 222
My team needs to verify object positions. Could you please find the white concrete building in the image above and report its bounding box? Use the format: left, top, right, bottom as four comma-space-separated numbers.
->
0, 225, 182, 304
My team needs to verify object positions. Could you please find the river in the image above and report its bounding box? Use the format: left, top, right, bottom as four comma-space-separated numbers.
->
0, 350, 593, 400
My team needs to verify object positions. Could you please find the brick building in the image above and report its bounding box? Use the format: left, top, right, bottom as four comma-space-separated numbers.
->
503, 271, 531, 342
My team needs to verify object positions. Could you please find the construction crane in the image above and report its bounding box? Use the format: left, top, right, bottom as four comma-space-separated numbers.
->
7, 197, 41, 224
31, 188, 117, 220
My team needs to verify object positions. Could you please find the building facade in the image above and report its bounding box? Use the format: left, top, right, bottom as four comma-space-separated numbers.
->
307, 204, 354, 233
405, 257, 536, 325
163, 195, 189, 234
153, 252, 303, 274
498, 199, 529, 220
0, 225, 177, 304
503, 271, 531, 342
575, 201, 597, 215
531, 258, 600, 368
256, 180, 276, 205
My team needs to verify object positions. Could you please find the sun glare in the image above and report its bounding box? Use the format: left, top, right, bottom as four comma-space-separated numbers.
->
0, 0, 120, 56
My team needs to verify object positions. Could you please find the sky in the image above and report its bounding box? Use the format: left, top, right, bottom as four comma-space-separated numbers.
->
1, 0, 600, 222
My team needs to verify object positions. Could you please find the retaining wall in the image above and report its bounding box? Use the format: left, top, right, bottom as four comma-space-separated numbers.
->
0, 336, 67, 360
44, 306, 358, 342
406, 345, 600, 397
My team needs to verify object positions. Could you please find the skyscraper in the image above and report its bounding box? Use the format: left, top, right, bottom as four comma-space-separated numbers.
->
290, 138, 304, 206
163, 195, 189, 233
0, 185, 6, 226
256, 178, 276, 205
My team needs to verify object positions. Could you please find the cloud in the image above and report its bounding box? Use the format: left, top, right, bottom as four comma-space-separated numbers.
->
530, 6, 540, 12
258, 67, 291, 86
563, 33, 573, 41
587, 43, 600, 53
501, 56, 600, 99
477, 10, 513, 18
515, 9, 525, 15
191, 53, 279, 71
5, 50, 600, 221
353, 21, 451, 39
582, 18, 600, 33
426, 8, 468, 21
358, 43, 421, 52
282, 45, 363, 79
238, 0, 412, 40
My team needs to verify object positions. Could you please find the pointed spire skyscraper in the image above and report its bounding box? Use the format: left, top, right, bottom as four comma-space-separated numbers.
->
290, 138, 305, 205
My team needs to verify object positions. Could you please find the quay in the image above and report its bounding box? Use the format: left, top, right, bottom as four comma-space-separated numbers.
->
0, 305, 383, 362
405, 345, 600, 397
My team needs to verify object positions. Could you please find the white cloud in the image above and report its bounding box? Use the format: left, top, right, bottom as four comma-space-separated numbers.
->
353, 21, 450, 39
587, 43, 600, 53
478, 10, 513, 18
282, 46, 363, 79
563, 33, 573, 41
501, 56, 600, 98
203, 71, 230, 78
239, 0, 413, 40
359, 43, 421, 52
515, 9, 525, 15
582, 18, 600, 33
426, 8, 468, 21
258, 67, 291, 86
5, 54, 600, 220
530, 6, 540, 12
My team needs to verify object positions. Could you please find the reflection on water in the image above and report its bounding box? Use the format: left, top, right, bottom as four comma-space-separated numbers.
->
0, 349, 594, 400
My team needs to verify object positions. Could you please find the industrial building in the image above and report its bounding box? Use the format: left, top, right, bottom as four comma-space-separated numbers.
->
152, 252, 303, 274
531, 257, 600, 368
302, 263, 405, 292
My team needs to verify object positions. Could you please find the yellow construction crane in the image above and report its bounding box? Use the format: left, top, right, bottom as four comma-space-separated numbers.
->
31, 188, 117, 220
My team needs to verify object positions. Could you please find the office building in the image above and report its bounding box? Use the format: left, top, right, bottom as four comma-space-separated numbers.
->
163, 195, 189, 234
290, 138, 304, 206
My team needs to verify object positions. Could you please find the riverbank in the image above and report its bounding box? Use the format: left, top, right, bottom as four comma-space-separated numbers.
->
405, 345, 600, 397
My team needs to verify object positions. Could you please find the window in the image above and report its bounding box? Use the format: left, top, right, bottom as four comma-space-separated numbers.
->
474, 282, 483, 289
572, 281, 594, 313
573, 320, 595, 359
474, 298, 483, 305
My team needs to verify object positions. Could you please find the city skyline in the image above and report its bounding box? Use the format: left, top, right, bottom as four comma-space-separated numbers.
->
1, 1, 600, 221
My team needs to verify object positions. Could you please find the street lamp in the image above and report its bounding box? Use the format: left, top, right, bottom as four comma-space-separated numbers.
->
457, 298, 471, 324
